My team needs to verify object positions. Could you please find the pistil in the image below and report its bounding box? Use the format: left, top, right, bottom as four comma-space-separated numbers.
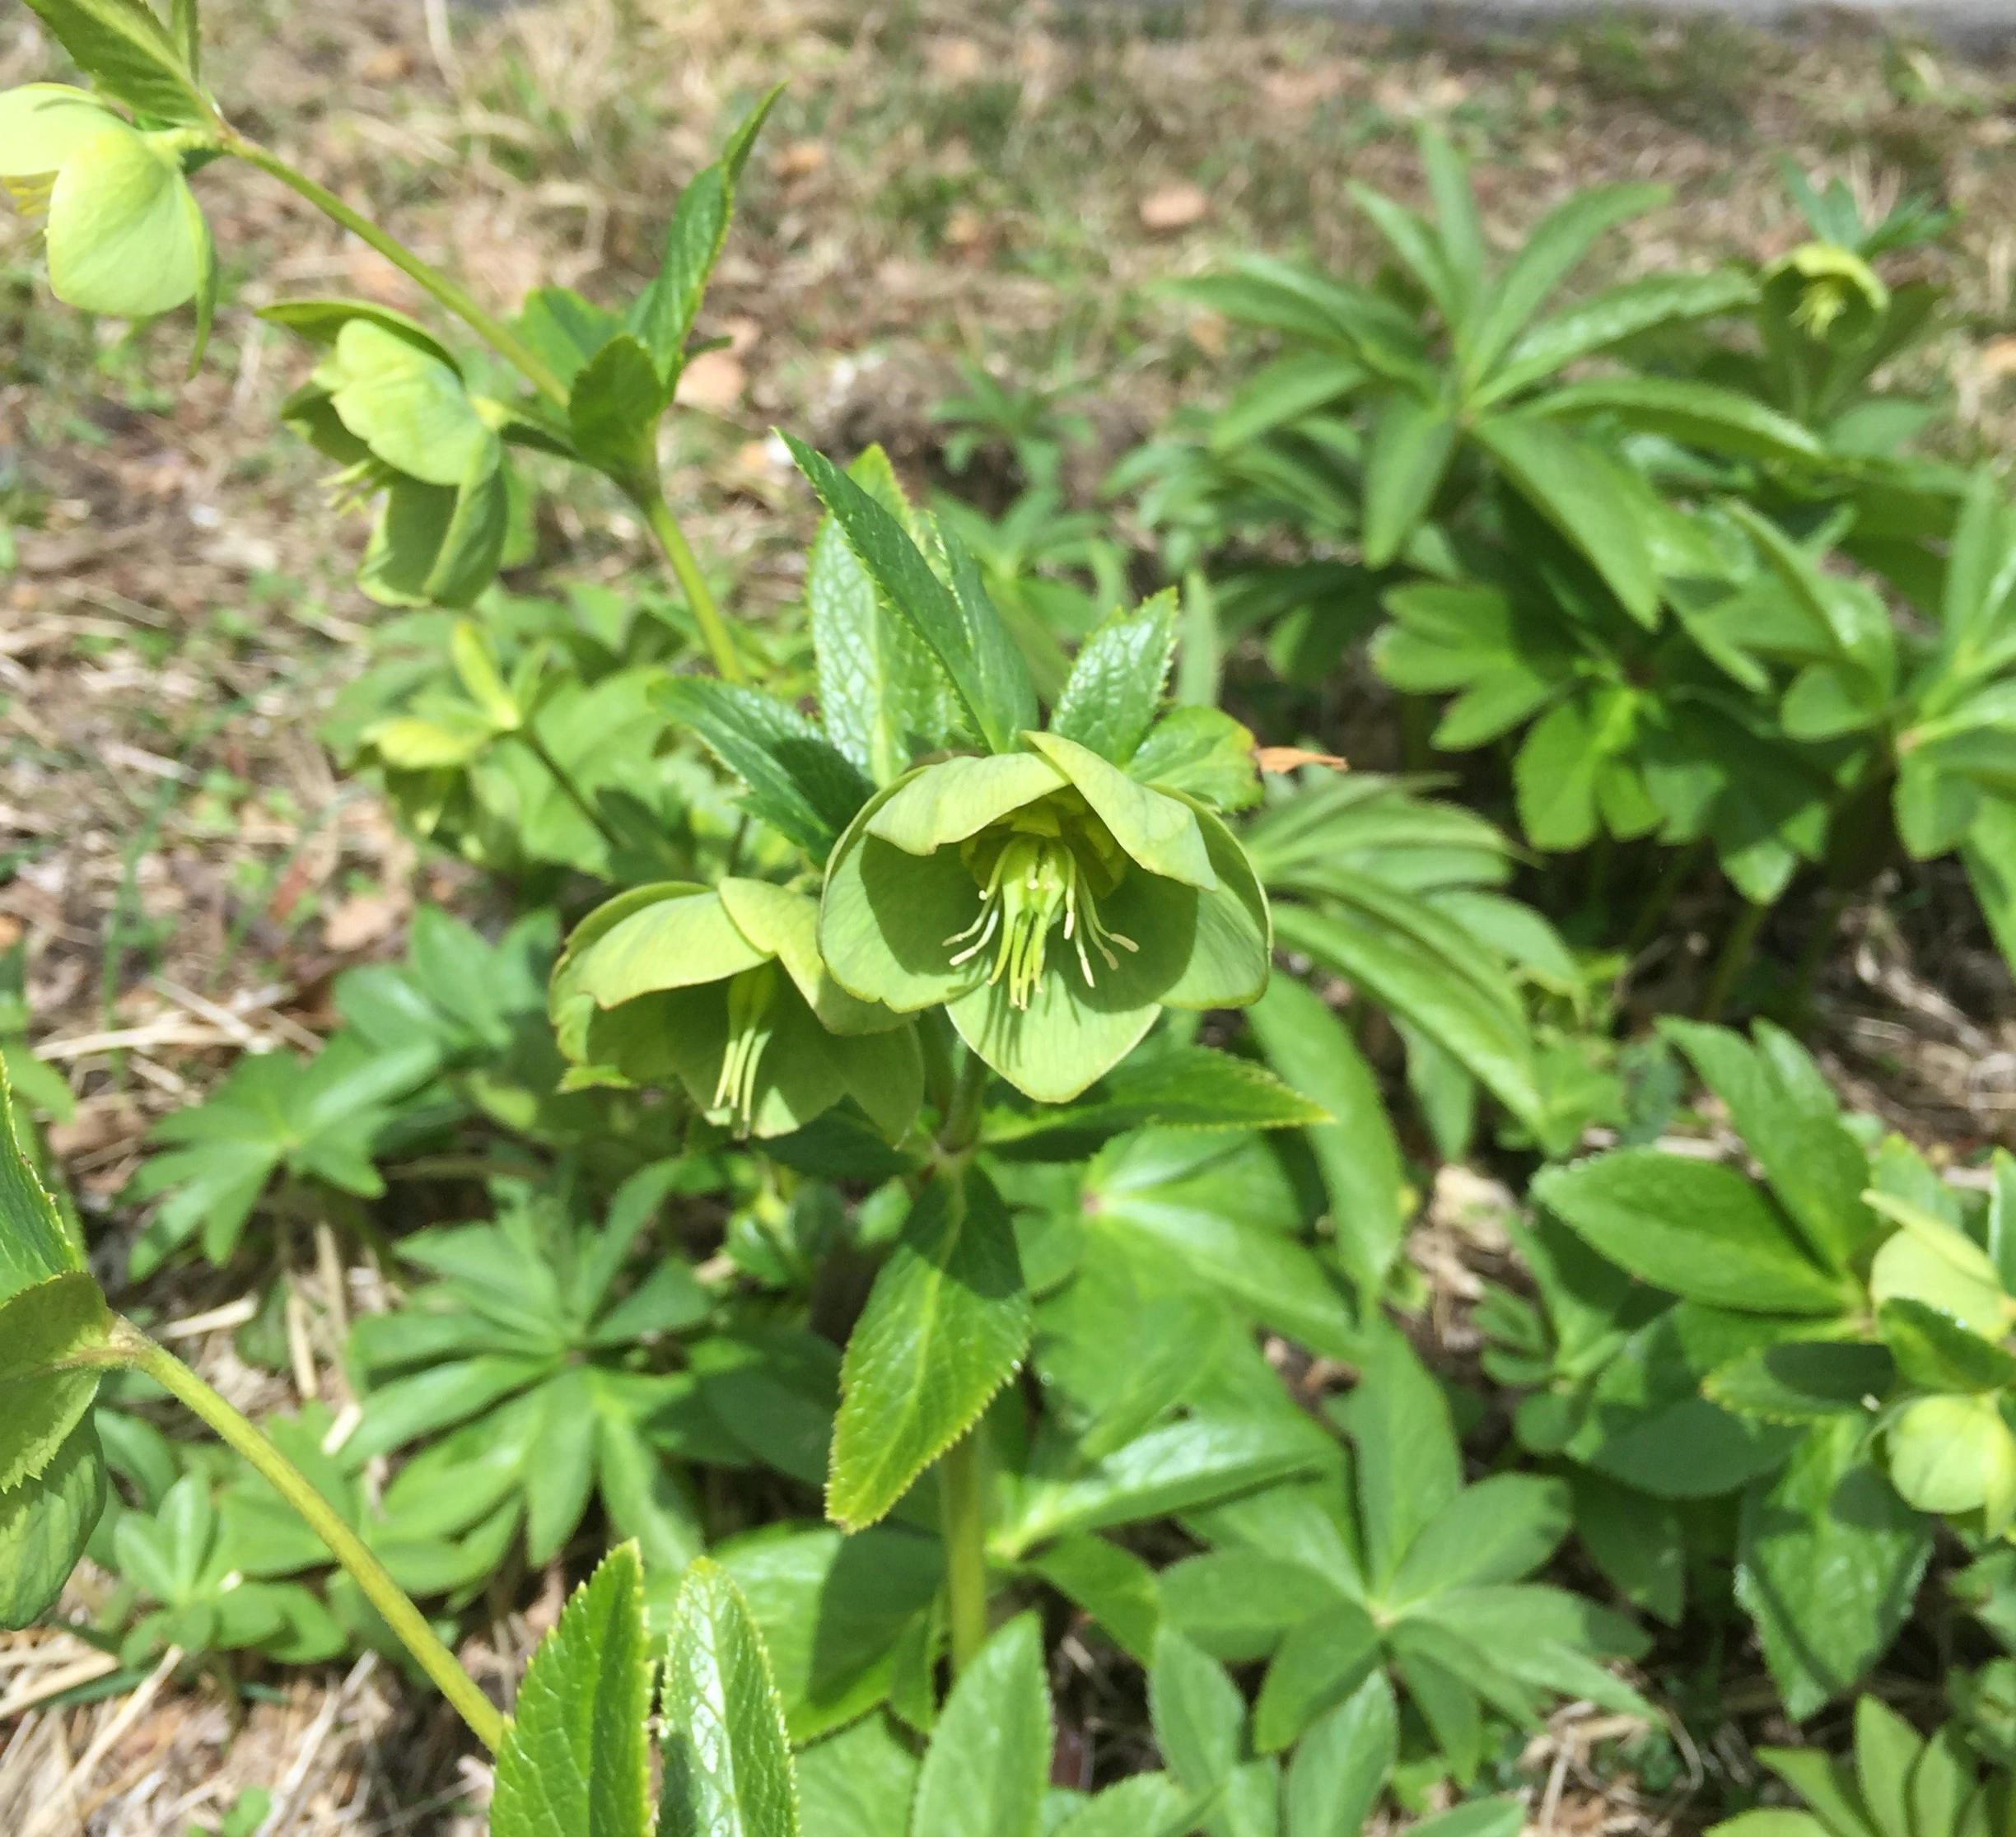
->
945, 832, 1136, 1010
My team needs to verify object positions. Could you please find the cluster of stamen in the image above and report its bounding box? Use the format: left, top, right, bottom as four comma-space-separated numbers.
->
2, 174, 54, 219
712, 963, 779, 1137
945, 801, 1136, 1010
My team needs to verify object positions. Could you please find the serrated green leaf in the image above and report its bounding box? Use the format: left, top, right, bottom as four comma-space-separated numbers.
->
788, 435, 1038, 755
1879, 1298, 2016, 1393
491, 1543, 651, 1837
0, 1066, 83, 1299
1253, 1598, 1380, 1752
1127, 706, 1261, 813
660, 1558, 799, 1837
0, 1418, 105, 1628
1051, 593, 1178, 765
1284, 1673, 1396, 1837
20, 0, 211, 124
1704, 1340, 1894, 1424
654, 678, 873, 860
828, 1169, 1031, 1531
1360, 394, 1458, 568
0, 1271, 113, 1493
808, 445, 956, 786
793, 1713, 919, 1837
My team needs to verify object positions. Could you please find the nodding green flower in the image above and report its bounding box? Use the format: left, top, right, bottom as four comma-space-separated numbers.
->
819, 730, 1272, 1103
0, 85, 213, 324
1766, 241, 1889, 344
278, 311, 511, 608
550, 878, 921, 1142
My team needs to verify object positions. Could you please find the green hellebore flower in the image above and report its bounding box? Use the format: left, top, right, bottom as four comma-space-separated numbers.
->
0, 84, 213, 324
280, 314, 510, 608
1765, 241, 1888, 345
819, 730, 1272, 1103
551, 877, 922, 1142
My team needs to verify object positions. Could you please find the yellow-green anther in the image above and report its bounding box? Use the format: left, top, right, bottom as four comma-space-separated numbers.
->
712, 961, 780, 1136
946, 827, 1136, 1012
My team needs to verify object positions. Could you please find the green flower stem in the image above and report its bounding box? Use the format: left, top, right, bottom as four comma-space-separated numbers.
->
1703, 897, 1770, 1022
940, 1048, 991, 1158
221, 135, 569, 408
634, 486, 746, 685
521, 728, 627, 859
96, 1318, 506, 1755
938, 1427, 990, 1675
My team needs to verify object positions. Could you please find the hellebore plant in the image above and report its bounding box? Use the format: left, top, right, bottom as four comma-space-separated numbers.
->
822, 731, 1270, 1102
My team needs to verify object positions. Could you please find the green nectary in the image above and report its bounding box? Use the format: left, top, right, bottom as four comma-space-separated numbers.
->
819, 730, 1272, 1103
0, 84, 212, 322
550, 877, 921, 1142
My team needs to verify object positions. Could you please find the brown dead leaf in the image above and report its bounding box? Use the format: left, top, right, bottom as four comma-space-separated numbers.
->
677, 349, 745, 413
1982, 335, 2016, 381
321, 893, 402, 953
773, 140, 828, 180
357, 43, 413, 83
1139, 183, 1210, 232
1255, 746, 1348, 774
927, 36, 986, 83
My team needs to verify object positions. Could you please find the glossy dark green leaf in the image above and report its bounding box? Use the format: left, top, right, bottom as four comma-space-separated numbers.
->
1706, 1340, 1895, 1424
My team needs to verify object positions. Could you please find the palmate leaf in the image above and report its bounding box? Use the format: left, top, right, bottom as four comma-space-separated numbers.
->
491, 1544, 651, 1837
827, 1168, 1032, 1531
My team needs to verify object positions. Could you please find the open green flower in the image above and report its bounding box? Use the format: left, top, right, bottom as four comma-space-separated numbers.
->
551, 878, 921, 1141
1766, 241, 1888, 345
0, 85, 212, 323
819, 730, 1271, 1102
277, 310, 511, 608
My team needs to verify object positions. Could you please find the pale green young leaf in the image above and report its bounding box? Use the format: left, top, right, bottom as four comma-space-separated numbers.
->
258, 296, 460, 370
1385, 1473, 1571, 1605
1349, 183, 1459, 325
1211, 352, 1370, 451
1417, 126, 1484, 324
491, 1543, 651, 1837
1752, 1746, 1878, 1837
1867, 1192, 2008, 1336
1888, 1396, 2016, 1529
1051, 591, 1178, 765
1854, 1698, 1923, 1837
827, 1170, 1031, 1530
320, 319, 490, 485
788, 434, 1038, 754
1127, 707, 1262, 814
912, 1615, 1052, 1837
1877, 1298, 2016, 1395
660, 1559, 799, 1837
20, 0, 211, 124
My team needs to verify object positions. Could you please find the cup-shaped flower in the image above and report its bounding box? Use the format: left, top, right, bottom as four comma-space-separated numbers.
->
0, 85, 212, 322
1764, 241, 1888, 346
551, 878, 921, 1141
279, 313, 511, 608
819, 730, 1271, 1103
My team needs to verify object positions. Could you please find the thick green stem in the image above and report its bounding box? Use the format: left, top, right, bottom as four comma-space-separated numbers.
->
103, 1321, 506, 1754
635, 487, 745, 684
940, 1048, 991, 1157
222, 136, 568, 408
1702, 898, 1770, 1023
938, 1428, 990, 1674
